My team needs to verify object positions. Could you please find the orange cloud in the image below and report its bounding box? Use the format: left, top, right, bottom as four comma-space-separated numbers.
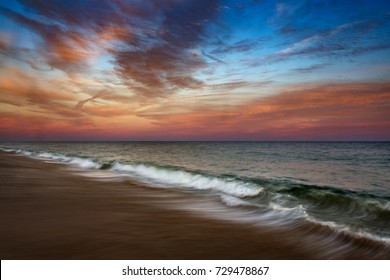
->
47, 34, 90, 66
136, 82, 390, 140
0, 64, 150, 140
1, 67, 389, 140
0, 111, 103, 140
0, 66, 76, 106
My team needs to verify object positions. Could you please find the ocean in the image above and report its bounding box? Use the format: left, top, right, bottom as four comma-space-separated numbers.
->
1, 141, 390, 257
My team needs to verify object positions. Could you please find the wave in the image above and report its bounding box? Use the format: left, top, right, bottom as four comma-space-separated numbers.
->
2, 148, 101, 169
2, 146, 389, 243
266, 182, 390, 216
110, 162, 263, 197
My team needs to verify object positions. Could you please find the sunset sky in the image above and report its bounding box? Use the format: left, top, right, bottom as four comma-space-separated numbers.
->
0, 0, 389, 141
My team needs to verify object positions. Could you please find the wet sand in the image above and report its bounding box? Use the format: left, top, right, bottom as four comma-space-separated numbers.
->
0, 151, 388, 259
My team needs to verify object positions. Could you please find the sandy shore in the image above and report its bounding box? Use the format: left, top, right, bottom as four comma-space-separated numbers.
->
0, 151, 388, 259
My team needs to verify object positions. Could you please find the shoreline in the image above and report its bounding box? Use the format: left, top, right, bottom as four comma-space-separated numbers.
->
0, 151, 389, 259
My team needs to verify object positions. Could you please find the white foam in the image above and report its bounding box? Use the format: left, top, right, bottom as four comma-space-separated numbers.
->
0, 148, 15, 153
306, 216, 390, 244
220, 194, 254, 207
14, 149, 102, 170
67, 157, 101, 169
366, 199, 390, 211
22, 151, 33, 156
111, 162, 263, 198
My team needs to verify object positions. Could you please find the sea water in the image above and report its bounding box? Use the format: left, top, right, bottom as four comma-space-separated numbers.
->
1, 141, 390, 249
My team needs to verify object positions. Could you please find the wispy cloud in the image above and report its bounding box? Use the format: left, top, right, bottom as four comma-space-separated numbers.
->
75, 90, 109, 110
246, 19, 386, 67
292, 63, 330, 73
210, 38, 263, 55
136, 82, 390, 140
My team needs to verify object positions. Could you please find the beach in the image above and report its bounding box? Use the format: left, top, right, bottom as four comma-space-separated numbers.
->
0, 151, 308, 259
0, 150, 389, 259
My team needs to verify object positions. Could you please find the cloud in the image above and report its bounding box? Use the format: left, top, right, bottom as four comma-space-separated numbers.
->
0, 7, 94, 72
75, 90, 109, 110
201, 50, 225, 63
1, 0, 389, 141
245, 19, 387, 67
114, 45, 206, 98
0, 31, 35, 66
0, 64, 84, 120
136, 82, 390, 140
0, 110, 104, 141
210, 38, 262, 55
279, 24, 297, 34
350, 43, 390, 56
276, 3, 294, 18
207, 80, 272, 92
1, 0, 222, 98
292, 63, 330, 73
113, 0, 221, 97
0, 32, 14, 56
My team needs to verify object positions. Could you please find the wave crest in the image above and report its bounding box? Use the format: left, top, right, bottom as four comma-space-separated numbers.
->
110, 162, 263, 197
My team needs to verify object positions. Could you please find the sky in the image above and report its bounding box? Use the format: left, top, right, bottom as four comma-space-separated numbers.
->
0, 0, 389, 141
